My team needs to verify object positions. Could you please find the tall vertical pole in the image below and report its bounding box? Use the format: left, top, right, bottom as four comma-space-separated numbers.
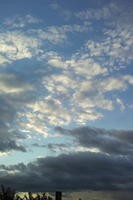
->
56, 191, 62, 200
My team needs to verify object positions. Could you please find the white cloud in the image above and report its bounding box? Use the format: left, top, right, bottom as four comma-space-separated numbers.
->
124, 75, 133, 85
72, 108, 103, 123
29, 23, 88, 45
0, 55, 11, 66
70, 57, 107, 76
100, 77, 127, 92
85, 26, 133, 71
4, 15, 41, 28
47, 24, 88, 33
17, 112, 49, 137
48, 57, 68, 68
29, 28, 67, 44
116, 98, 125, 111
74, 90, 113, 111
0, 9, 132, 141
45, 50, 108, 76
0, 152, 9, 156
38, 47, 133, 125
75, 2, 119, 20
27, 96, 72, 126
0, 31, 41, 65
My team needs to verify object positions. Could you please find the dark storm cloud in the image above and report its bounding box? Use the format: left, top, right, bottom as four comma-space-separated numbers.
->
55, 126, 133, 155
0, 151, 133, 192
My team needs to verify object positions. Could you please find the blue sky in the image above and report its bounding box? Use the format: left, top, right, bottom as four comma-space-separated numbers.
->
0, 0, 133, 198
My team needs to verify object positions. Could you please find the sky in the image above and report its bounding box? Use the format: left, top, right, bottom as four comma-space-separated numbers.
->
0, 0, 133, 199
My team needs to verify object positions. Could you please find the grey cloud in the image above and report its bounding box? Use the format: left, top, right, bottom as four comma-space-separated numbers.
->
32, 143, 70, 152
0, 71, 37, 153
55, 126, 133, 155
0, 152, 133, 192
0, 140, 26, 152
0, 118, 26, 153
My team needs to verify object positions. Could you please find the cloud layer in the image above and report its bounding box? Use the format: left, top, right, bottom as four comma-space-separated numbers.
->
55, 126, 133, 155
1, 151, 133, 192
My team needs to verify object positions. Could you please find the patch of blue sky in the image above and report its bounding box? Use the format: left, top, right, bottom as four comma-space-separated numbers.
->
89, 107, 133, 130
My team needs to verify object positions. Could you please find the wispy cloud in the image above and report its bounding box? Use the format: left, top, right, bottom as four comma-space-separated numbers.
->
49, 1, 72, 20
3, 15, 41, 28
75, 2, 120, 20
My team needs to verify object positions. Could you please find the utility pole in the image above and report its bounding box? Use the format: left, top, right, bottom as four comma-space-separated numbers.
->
55, 191, 62, 200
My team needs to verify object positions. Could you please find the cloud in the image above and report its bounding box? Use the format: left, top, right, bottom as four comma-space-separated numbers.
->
29, 28, 67, 44
0, 7, 132, 155
45, 51, 107, 75
0, 55, 11, 66
29, 23, 88, 45
0, 119, 26, 153
75, 2, 120, 20
75, 0, 133, 31
74, 1, 133, 72
0, 73, 34, 94
18, 112, 49, 137
55, 126, 133, 155
0, 71, 37, 153
85, 26, 133, 71
27, 96, 72, 126
0, 30, 41, 65
32, 142, 98, 154
49, 1, 72, 20
4, 15, 41, 28
32, 143, 70, 153
0, 139, 26, 153
1, 151, 133, 192
116, 98, 125, 111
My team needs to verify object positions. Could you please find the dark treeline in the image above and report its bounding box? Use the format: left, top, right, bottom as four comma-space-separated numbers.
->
0, 185, 53, 200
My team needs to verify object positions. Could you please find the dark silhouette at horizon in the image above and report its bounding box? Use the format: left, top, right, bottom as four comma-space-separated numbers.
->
0, 185, 62, 200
